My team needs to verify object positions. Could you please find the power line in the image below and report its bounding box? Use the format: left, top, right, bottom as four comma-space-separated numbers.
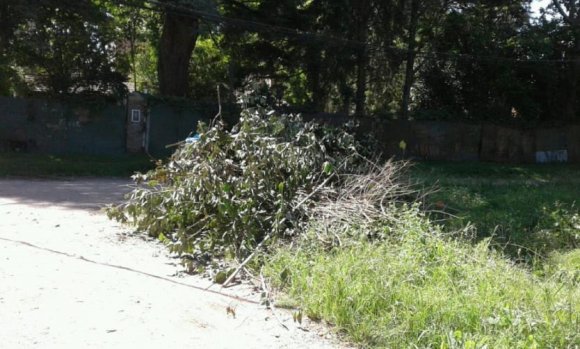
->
117, 0, 366, 47
113, 0, 579, 65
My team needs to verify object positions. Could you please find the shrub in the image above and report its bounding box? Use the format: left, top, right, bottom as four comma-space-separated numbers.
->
107, 106, 358, 261
533, 202, 580, 254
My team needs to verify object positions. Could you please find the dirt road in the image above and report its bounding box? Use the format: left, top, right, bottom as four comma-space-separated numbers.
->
0, 179, 341, 348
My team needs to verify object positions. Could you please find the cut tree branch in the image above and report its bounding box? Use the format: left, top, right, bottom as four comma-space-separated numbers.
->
222, 173, 336, 288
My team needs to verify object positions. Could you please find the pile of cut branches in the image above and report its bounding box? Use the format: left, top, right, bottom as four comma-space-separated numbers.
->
107, 106, 358, 264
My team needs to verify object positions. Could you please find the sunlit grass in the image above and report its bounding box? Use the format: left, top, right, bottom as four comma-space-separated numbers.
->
413, 162, 580, 259
265, 162, 580, 348
266, 209, 580, 348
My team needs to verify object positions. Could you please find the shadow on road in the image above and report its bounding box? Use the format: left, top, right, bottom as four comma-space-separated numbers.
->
0, 179, 132, 210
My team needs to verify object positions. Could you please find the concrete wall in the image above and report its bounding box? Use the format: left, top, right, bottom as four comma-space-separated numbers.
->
479, 125, 535, 163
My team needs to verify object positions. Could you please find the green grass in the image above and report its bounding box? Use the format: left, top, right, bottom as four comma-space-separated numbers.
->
0, 153, 156, 177
266, 208, 580, 348
412, 161, 580, 183
265, 162, 580, 348
412, 162, 580, 259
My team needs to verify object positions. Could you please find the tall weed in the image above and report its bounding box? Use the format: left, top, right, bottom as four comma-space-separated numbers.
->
266, 162, 580, 348
266, 209, 580, 348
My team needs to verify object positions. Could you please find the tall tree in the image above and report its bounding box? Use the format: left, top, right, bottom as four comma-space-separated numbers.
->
222, 0, 406, 115
415, 1, 533, 121
155, 0, 217, 97
104, 0, 148, 92
353, 0, 372, 116
0, 0, 33, 95
401, 0, 420, 119
157, 1, 199, 96
551, 0, 580, 120
10, 0, 127, 95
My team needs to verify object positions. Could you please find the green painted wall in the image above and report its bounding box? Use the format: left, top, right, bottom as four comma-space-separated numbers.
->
147, 102, 210, 157
3, 95, 575, 163
0, 96, 126, 155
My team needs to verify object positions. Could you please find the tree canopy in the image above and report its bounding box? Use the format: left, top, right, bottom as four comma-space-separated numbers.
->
1, 0, 579, 123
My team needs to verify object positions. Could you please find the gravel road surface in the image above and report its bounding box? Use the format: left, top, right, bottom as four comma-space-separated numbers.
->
0, 178, 342, 349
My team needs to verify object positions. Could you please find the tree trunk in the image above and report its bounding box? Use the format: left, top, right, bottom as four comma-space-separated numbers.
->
564, 32, 580, 121
401, 0, 419, 119
129, 21, 137, 92
158, 10, 199, 97
339, 80, 352, 114
355, 45, 368, 117
306, 49, 325, 111
354, 0, 370, 117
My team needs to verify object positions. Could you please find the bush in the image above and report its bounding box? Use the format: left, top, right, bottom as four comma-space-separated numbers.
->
533, 202, 580, 254
107, 106, 358, 261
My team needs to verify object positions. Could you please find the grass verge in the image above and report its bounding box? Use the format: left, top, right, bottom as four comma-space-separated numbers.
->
265, 208, 580, 348
265, 162, 580, 348
413, 162, 580, 259
0, 153, 155, 177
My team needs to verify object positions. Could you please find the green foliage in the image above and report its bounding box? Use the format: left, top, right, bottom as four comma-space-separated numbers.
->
134, 43, 159, 93
417, 1, 535, 121
545, 249, 580, 276
100, 0, 160, 93
11, 1, 128, 96
108, 107, 357, 260
265, 207, 580, 348
188, 37, 230, 100
2, 0, 580, 121
534, 203, 580, 254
